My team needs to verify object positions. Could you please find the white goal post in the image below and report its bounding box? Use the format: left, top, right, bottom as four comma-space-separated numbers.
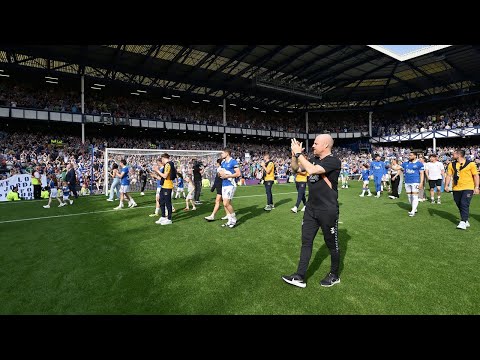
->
103, 148, 223, 195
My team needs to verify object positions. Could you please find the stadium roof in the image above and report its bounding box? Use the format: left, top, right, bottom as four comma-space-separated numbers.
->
0, 45, 478, 112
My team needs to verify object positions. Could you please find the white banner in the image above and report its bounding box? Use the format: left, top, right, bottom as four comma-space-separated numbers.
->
0, 174, 34, 201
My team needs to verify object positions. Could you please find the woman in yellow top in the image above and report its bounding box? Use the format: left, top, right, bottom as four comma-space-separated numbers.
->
261, 153, 275, 211
291, 166, 307, 213
444, 149, 479, 230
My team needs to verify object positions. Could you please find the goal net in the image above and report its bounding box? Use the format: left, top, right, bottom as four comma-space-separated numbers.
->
103, 148, 223, 195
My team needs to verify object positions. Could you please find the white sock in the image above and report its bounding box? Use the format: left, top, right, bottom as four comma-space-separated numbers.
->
230, 212, 236, 222
411, 195, 419, 213
155, 207, 159, 215
437, 196, 441, 201
367, 190, 371, 195
361, 190, 365, 195
408, 194, 413, 204
381, 185, 384, 191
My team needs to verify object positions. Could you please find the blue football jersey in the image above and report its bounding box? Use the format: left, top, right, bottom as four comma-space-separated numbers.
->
402, 161, 424, 183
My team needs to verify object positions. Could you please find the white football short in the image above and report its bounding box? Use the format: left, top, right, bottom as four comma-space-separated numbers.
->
405, 183, 420, 193
120, 185, 130, 193
222, 186, 236, 200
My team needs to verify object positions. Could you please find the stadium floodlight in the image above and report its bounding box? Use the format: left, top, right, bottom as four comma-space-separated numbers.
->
0, 69, 3, 72
171, 95, 180, 98
0, 74, 9, 77
273, 110, 279, 113
45, 76, 58, 80
163, 96, 171, 100
287, 110, 293, 113
202, 99, 210, 102
91, 86, 102, 90
253, 107, 259, 110
192, 101, 199, 104
218, 105, 223, 107
230, 103, 237, 106
94, 83, 105, 87
261, 110, 266, 113
130, 92, 140, 95
46, 80, 58, 84
137, 89, 147, 93
241, 108, 246, 110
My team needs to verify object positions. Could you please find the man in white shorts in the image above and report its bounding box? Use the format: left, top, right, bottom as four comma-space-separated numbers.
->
114, 159, 137, 210
219, 149, 241, 228
400, 152, 425, 217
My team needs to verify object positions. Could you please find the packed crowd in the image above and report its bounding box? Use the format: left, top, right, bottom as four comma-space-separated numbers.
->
0, 80, 304, 132
373, 97, 480, 136
0, 129, 294, 191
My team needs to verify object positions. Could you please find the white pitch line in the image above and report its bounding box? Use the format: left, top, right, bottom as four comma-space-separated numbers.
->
0, 191, 300, 224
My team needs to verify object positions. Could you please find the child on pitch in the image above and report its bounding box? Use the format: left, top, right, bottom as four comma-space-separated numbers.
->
62, 180, 74, 205
183, 175, 197, 211
43, 174, 66, 208
358, 163, 372, 197
175, 173, 186, 198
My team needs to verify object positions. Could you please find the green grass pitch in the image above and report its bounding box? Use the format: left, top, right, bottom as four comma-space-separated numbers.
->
1, 182, 479, 314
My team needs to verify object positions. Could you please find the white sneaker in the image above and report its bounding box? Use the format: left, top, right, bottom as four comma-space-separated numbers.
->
301, 206, 306, 212
221, 215, 229, 220
130, 202, 137, 208
161, 219, 172, 226
359, 194, 365, 197
376, 194, 381, 198
69, 200, 73, 205
43, 205, 50, 208
155, 217, 167, 224
367, 193, 372, 196
205, 215, 215, 221
466, 221, 470, 228
457, 221, 467, 230
437, 200, 441, 204
141, 192, 145, 196
106, 198, 114, 202
291, 206, 298, 213
113, 205, 123, 210
408, 211, 415, 217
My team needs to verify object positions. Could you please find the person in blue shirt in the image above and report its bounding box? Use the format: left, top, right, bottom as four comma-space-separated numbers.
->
358, 163, 372, 197
175, 174, 185, 199
370, 154, 386, 198
219, 148, 241, 228
341, 160, 350, 189
149, 162, 164, 217
400, 152, 425, 217
114, 159, 137, 210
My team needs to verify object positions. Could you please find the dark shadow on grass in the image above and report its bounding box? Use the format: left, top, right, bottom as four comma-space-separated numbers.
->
468, 212, 480, 223
427, 207, 458, 225
305, 228, 351, 281
273, 198, 291, 208
396, 202, 412, 211
234, 205, 266, 228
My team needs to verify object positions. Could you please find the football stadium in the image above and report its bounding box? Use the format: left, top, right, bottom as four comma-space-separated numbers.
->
1, 45, 479, 314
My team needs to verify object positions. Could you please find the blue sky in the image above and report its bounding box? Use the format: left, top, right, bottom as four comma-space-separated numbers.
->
380, 45, 429, 56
